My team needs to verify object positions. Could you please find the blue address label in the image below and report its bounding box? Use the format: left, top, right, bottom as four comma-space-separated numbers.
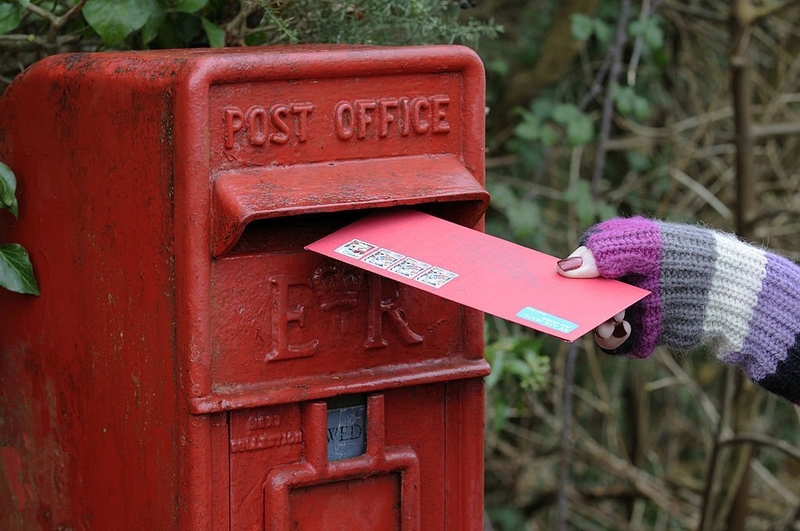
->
516, 306, 578, 334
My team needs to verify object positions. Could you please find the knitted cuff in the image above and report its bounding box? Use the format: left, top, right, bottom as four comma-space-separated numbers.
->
580, 217, 664, 360
581, 217, 800, 404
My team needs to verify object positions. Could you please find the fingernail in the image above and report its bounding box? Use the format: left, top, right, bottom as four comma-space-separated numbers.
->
557, 256, 583, 272
612, 323, 628, 338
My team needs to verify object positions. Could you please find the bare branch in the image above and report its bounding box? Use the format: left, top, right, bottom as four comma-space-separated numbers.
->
0, 33, 81, 52
225, 0, 262, 46
719, 433, 800, 463
22, 2, 59, 26
590, 0, 631, 196
555, 343, 579, 530
24, 0, 88, 44
737, 0, 800, 25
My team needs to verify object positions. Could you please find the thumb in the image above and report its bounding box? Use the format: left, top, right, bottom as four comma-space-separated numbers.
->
556, 246, 600, 279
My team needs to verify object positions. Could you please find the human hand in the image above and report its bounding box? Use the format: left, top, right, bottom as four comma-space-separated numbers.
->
554, 217, 800, 405
557, 246, 632, 350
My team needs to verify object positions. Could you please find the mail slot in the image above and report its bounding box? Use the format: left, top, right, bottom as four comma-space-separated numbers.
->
0, 45, 490, 530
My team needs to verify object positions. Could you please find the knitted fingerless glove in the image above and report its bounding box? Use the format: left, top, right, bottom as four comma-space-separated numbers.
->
581, 217, 800, 405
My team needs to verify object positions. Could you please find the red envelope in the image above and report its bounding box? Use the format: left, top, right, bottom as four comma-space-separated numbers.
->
306, 209, 649, 342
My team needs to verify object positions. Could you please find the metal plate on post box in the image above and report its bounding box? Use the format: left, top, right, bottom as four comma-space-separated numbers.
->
327, 403, 367, 461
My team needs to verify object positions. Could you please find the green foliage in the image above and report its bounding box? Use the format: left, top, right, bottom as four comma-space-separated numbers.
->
483, 1, 674, 258
0, 161, 19, 218
514, 110, 557, 147
199, 15, 224, 47
0, 3, 22, 35
485, 331, 550, 433
570, 13, 664, 51
0, 0, 224, 49
0, 244, 38, 295
486, 181, 542, 246
551, 103, 594, 146
82, 0, 152, 45
492, 95, 596, 250
486, 505, 527, 531
570, 13, 611, 45
629, 15, 664, 51
509, 98, 593, 185
611, 83, 650, 121
172, 0, 208, 12
259, 0, 502, 46
563, 179, 616, 227
0, 0, 500, 55
570, 13, 593, 41
0, 163, 38, 295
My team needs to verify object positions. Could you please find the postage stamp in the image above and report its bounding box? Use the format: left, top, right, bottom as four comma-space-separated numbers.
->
389, 257, 431, 278
334, 239, 377, 259
415, 267, 458, 288
363, 248, 405, 269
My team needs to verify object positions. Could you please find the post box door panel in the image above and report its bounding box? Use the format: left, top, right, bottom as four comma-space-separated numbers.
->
287, 475, 401, 529
225, 384, 475, 531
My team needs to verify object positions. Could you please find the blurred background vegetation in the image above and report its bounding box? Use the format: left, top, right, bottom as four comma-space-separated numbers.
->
1, 0, 799, 529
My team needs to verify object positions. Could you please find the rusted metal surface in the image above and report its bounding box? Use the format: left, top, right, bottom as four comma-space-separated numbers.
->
0, 45, 489, 530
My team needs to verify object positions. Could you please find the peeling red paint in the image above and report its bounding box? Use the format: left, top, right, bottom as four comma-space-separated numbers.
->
1, 446, 26, 511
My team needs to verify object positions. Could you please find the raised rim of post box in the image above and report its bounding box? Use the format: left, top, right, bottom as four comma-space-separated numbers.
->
172, 45, 487, 411
211, 154, 491, 256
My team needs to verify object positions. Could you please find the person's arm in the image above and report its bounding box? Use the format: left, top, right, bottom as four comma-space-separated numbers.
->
557, 216, 800, 405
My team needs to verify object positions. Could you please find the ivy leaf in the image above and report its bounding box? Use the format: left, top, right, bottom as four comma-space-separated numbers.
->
566, 112, 594, 146
596, 202, 618, 221
487, 182, 518, 212
508, 202, 539, 239
629, 20, 644, 38
625, 150, 651, 171
140, 0, 168, 45
630, 18, 664, 51
570, 13, 593, 41
592, 19, 612, 45
0, 244, 39, 295
0, 3, 21, 35
633, 96, 650, 122
83, 0, 152, 45
553, 104, 593, 146
612, 84, 634, 116
552, 103, 579, 124
514, 112, 541, 141
531, 97, 554, 119
644, 23, 664, 50
201, 17, 226, 47
564, 179, 595, 226
505, 357, 532, 378
485, 349, 505, 390
0, 161, 18, 218
172, 0, 208, 13
487, 58, 509, 77
491, 400, 509, 434
540, 124, 558, 147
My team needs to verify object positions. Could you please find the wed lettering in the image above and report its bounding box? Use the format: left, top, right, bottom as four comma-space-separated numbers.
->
327, 423, 364, 443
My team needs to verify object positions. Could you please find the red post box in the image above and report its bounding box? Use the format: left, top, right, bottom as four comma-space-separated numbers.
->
0, 45, 490, 530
